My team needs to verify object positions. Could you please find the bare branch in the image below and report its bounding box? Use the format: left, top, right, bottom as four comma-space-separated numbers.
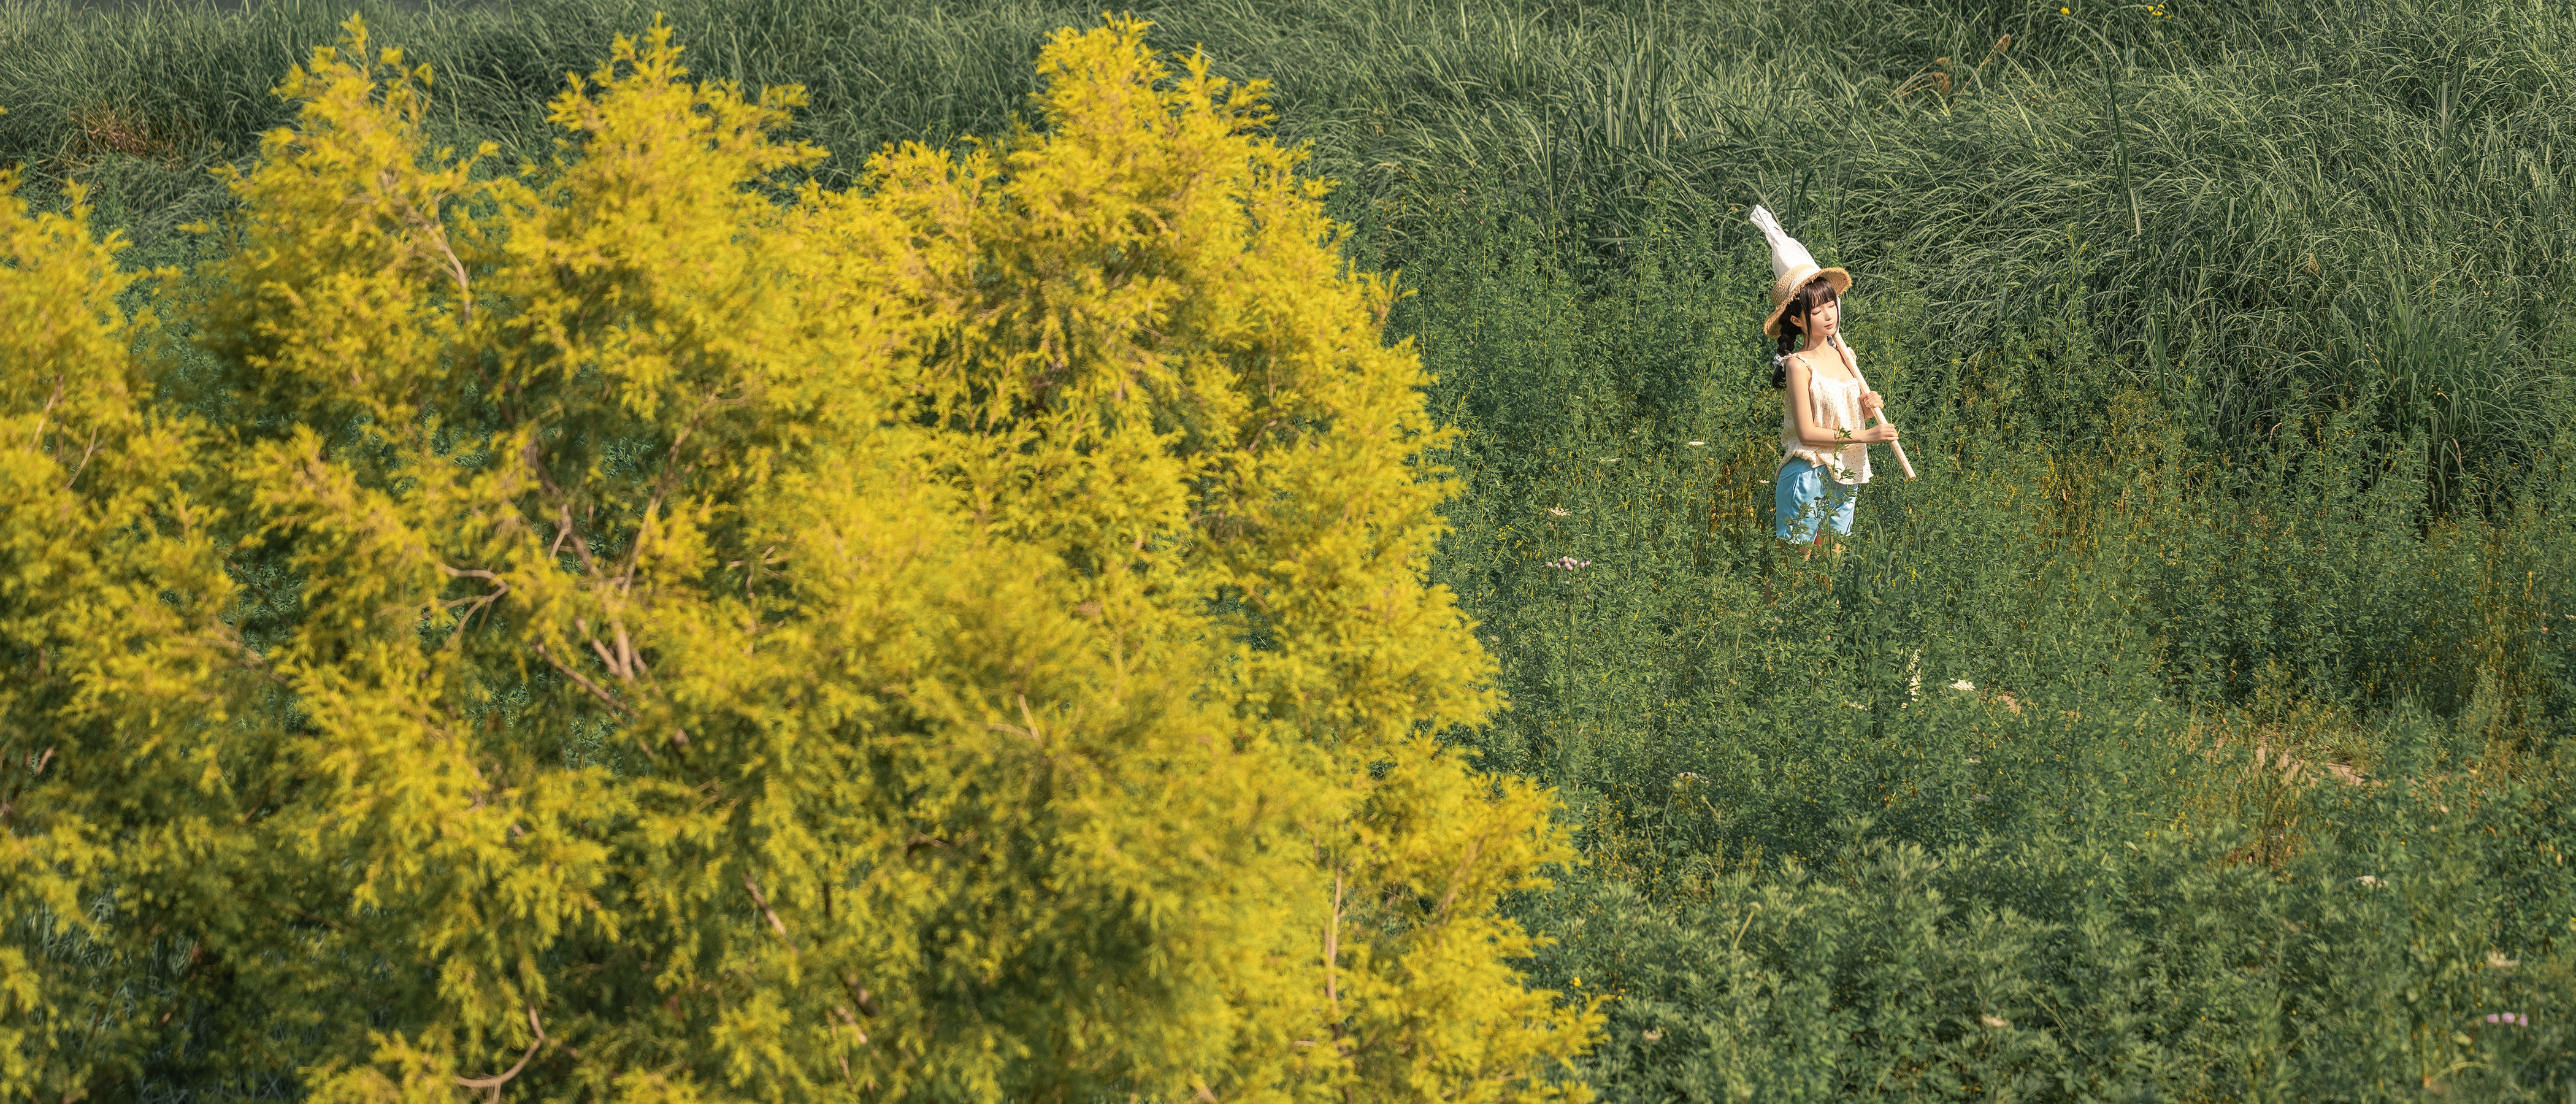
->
837, 970, 878, 1018
0, 746, 60, 826
620, 494, 662, 594
1324, 872, 1344, 1012
450, 589, 507, 639
28, 376, 63, 447
521, 438, 597, 576
547, 512, 577, 564
1429, 849, 1484, 924
742, 871, 799, 956
550, 503, 597, 575
534, 641, 632, 719
382, 167, 475, 328
61, 427, 100, 489
430, 564, 510, 643
614, 621, 638, 681
452, 1034, 540, 1095
589, 637, 626, 681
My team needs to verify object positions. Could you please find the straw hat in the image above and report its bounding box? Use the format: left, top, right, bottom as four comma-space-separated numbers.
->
1750, 205, 1851, 339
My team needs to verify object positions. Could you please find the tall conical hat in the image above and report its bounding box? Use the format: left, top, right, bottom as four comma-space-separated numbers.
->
1750, 205, 1851, 339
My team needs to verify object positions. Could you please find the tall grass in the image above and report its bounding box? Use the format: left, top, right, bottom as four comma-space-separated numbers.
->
6, 0, 2570, 474
1395, 201, 2574, 1097
6, 0, 2574, 1097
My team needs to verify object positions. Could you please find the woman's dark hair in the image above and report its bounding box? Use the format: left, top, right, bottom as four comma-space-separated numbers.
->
1769, 277, 1841, 388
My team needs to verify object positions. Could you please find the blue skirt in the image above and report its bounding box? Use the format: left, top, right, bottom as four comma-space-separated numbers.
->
1774, 458, 1859, 542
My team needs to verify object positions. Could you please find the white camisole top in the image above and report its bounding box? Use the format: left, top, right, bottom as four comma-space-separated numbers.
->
1779, 350, 1873, 485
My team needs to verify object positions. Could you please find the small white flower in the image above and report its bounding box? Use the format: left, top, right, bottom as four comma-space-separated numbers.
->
1546, 507, 1571, 517
2486, 950, 2521, 970
1672, 772, 1703, 788
2356, 875, 2382, 888
1602, 458, 1620, 464
1980, 1014, 2009, 1029
1950, 679, 1976, 692
1687, 440, 1706, 447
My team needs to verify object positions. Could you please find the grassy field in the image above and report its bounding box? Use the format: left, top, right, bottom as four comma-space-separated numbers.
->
7, 0, 2574, 1097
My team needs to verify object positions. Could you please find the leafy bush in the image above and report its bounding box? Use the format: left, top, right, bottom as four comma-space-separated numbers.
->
1, 17, 1597, 1101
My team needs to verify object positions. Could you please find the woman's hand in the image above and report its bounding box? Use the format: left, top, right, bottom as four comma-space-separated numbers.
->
1858, 423, 1899, 443
1859, 389, 1885, 418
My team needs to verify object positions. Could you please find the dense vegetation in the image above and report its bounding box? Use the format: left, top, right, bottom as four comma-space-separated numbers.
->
4, 15, 1600, 1101
6, 0, 2574, 1098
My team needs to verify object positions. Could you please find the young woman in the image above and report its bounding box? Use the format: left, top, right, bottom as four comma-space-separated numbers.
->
1750, 205, 1896, 545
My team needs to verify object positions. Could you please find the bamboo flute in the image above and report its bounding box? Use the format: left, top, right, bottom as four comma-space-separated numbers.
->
1836, 334, 1917, 480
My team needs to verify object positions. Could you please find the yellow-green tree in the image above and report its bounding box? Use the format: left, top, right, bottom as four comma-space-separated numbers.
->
1, 15, 1599, 1101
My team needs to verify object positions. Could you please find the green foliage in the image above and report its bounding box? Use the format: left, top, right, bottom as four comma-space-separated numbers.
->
1537, 799, 2575, 1102
10, 0, 2576, 1099
1, 16, 1598, 1101
1391, 200, 2576, 1099
8, 0, 2574, 493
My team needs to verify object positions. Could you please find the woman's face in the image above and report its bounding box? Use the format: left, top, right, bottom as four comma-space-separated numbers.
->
1798, 296, 1841, 343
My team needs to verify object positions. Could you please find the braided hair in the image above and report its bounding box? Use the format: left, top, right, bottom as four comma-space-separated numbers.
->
1769, 277, 1842, 388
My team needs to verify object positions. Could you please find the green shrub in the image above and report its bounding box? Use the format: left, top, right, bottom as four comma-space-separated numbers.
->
1392, 188, 2575, 1101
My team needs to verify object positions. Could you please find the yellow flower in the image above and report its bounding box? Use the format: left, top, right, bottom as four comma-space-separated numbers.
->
2060, 6, 2069, 10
